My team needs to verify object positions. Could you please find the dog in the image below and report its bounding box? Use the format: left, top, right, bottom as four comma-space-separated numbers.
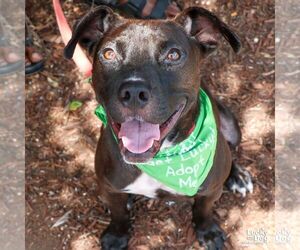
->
64, 6, 253, 249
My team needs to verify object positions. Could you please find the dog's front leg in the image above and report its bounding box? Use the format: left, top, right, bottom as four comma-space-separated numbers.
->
100, 192, 131, 250
193, 188, 225, 250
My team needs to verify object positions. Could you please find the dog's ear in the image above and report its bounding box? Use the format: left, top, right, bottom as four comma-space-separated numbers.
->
64, 6, 122, 59
174, 7, 241, 55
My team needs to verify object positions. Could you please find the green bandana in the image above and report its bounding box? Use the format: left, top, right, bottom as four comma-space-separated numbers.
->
95, 89, 217, 196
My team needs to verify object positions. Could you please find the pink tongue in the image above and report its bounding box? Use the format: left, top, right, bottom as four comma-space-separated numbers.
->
119, 120, 160, 154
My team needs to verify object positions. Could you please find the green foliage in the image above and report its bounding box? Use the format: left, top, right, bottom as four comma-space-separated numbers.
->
69, 100, 83, 111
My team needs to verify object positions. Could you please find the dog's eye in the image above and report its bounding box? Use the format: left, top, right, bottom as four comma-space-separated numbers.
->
166, 48, 181, 61
103, 48, 116, 61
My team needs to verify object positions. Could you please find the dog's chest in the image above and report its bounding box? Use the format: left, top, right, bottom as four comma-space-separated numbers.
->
122, 138, 178, 198
122, 173, 180, 198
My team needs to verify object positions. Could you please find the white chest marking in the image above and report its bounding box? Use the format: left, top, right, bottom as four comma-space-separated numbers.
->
122, 173, 179, 198
160, 138, 174, 150
161, 133, 178, 150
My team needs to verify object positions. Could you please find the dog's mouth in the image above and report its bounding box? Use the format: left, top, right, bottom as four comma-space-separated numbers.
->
109, 103, 186, 163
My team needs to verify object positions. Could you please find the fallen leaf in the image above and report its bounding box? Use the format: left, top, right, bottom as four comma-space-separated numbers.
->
69, 100, 83, 111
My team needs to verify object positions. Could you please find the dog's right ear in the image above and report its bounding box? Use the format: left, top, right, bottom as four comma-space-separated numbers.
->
64, 6, 122, 59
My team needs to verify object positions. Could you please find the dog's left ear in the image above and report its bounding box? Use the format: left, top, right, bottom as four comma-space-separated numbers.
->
174, 7, 241, 55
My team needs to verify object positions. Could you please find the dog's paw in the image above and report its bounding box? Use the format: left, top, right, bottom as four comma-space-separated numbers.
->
196, 222, 226, 250
226, 164, 253, 197
101, 228, 129, 250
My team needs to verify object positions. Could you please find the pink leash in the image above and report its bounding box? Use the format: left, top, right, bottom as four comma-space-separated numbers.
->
52, 0, 92, 77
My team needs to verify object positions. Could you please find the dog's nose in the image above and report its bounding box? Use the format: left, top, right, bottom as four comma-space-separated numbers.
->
118, 81, 151, 108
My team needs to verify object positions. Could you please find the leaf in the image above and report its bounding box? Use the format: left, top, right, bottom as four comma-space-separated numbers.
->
69, 100, 83, 111
231, 11, 238, 17
51, 210, 72, 228
83, 76, 92, 84
47, 77, 59, 88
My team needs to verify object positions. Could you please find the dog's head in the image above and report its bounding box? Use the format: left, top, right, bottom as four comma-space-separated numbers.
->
65, 6, 240, 163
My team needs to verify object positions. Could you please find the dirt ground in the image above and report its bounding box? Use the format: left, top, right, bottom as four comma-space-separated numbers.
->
25, 0, 275, 249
